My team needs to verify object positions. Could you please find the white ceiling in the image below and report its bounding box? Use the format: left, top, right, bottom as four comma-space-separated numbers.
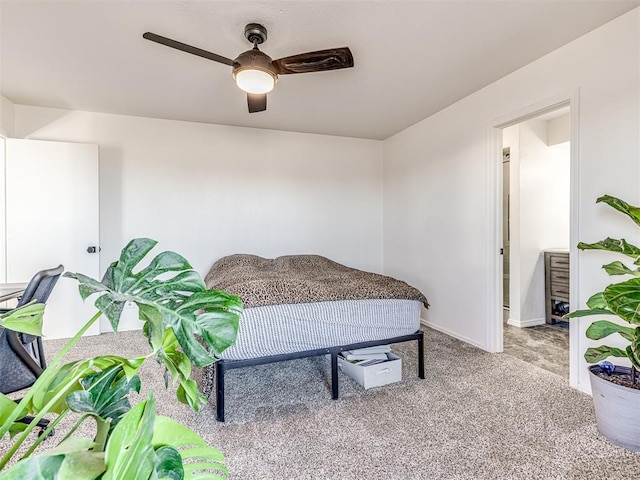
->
1, 0, 638, 140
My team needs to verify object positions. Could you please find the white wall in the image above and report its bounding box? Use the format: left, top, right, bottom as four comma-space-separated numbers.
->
12, 107, 384, 329
0, 95, 14, 137
547, 114, 571, 146
383, 8, 639, 393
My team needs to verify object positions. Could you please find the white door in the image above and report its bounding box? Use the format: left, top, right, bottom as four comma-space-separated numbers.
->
5, 139, 100, 339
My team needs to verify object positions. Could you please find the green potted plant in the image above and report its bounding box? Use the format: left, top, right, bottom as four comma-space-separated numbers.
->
565, 195, 640, 452
0, 238, 243, 478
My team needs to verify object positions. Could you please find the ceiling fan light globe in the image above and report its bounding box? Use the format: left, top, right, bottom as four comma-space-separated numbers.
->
234, 68, 277, 94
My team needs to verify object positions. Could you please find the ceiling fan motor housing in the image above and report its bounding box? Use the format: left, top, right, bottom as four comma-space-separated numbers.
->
232, 48, 278, 91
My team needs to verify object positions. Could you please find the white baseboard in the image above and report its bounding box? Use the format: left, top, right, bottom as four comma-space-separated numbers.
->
506, 317, 546, 328
420, 318, 488, 351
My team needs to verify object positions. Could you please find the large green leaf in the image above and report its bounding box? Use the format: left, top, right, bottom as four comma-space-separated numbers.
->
90, 395, 227, 480
156, 289, 241, 366
564, 292, 613, 318
66, 365, 141, 425
153, 446, 183, 480
585, 320, 635, 342
157, 329, 204, 410
0, 394, 28, 440
64, 238, 243, 368
152, 416, 227, 480
0, 394, 22, 424
564, 308, 613, 319
602, 260, 640, 276
42, 437, 105, 480
584, 346, 628, 363
578, 237, 640, 258
0, 302, 45, 337
69, 273, 110, 302
29, 356, 144, 415
103, 396, 156, 480
29, 361, 80, 414
0, 437, 105, 480
585, 292, 605, 309
597, 195, 640, 227
602, 277, 640, 325
627, 344, 640, 370
140, 303, 164, 353
0, 455, 64, 480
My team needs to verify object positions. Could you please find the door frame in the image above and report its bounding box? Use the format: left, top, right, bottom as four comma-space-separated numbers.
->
486, 88, 581, 389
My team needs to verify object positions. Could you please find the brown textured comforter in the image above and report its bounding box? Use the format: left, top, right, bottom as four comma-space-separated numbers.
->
204, 254, 429, 309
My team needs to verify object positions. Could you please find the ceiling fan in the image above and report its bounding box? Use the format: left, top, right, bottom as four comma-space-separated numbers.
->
143, 23, 354, 113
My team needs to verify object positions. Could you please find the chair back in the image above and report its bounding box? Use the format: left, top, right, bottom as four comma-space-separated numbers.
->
0, 265, 64, 394
17, 264, 65, 307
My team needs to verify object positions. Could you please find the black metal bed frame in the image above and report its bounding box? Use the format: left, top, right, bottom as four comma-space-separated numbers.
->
214, 329, 424, 422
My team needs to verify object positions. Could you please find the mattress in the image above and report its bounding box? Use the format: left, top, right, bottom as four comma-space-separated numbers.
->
219, 298, 423, 360
205, 254, 429, 309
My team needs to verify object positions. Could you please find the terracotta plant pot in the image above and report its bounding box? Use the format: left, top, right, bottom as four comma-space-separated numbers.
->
589, 365, 640, 452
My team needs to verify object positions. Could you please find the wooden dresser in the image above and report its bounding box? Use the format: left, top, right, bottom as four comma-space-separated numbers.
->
544, 250, 570, 324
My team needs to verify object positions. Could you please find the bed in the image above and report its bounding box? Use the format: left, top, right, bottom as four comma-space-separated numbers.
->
202, 254, 429, 421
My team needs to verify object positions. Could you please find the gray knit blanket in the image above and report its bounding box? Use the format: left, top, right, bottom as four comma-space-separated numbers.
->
204, 254, 429, 309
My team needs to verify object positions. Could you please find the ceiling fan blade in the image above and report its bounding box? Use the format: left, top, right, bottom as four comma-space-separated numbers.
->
143, 32, 235, 67
271, 47, 353, 75
247, 93, 267, 113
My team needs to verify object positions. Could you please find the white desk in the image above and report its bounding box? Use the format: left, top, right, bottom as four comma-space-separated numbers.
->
0, 284, 27, 305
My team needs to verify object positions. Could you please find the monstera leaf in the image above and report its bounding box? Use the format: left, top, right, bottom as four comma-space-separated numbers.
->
152, 414, 227, 479
0, 395, 28, 440
0, 302, 45, 337
65, 238, 243, 367
156, 328, 203, 410
0, 239, 240, 476
0, 391, 228, 480
102, 398, 156, 480
66, 366, 141, 425
0, 455, 65, 480
0, 437, 105, 480
101, 394, 227, 480
29, 356, 145, 415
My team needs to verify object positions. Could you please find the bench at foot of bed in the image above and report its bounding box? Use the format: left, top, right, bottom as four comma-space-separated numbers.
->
213, 330, 425, 422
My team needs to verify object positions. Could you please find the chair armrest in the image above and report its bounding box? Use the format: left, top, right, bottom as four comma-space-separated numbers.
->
6, 330, 44, 377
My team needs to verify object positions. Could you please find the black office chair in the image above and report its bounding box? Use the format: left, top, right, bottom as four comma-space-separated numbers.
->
0, 265, 64, 396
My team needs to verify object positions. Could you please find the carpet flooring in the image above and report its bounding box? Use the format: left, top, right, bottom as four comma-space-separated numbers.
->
7, 328, 640, 479
504, 321, 569, 378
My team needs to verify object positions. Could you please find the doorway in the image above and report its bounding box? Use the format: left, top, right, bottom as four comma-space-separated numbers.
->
499, 105, 573, 379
